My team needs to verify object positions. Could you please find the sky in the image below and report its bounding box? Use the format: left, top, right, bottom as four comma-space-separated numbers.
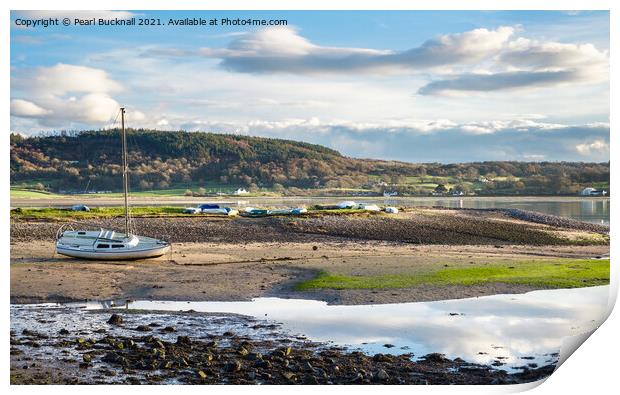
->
10, 10, 610, 163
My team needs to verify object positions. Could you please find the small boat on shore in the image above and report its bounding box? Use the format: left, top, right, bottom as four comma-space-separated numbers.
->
199, 204, 239, 216
316, 201, 381, 212
357, 203, 381, 212
183, 204, 239, 215
241, 207, 307, 217
55, 108, 171, 260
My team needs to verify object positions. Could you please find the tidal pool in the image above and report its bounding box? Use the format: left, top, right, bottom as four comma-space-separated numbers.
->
14, 285, 609, 371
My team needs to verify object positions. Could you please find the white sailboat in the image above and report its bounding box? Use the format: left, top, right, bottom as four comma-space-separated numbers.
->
55, 108, 171, 260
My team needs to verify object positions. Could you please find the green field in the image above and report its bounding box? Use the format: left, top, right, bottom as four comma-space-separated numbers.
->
369, 175, 490, 193
590, 182, 610, 190
295, 259, 610, 291
9, 189, 61, 199
10, 206, 192, 220
10, 187, 277, 199
10, 187, 214, 199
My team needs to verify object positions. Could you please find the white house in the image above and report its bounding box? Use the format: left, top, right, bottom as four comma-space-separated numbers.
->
234, 188, 249, 195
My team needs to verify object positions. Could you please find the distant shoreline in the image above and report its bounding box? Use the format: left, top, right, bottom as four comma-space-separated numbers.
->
9, 194, 612, 209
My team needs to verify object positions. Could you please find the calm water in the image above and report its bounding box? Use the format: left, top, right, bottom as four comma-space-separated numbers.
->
396, 198, 610, 225
121, 286, 609, 370
237, 197, 610, 225
13, 285, 606, 371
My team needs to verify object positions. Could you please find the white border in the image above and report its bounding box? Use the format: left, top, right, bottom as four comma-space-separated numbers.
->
3, 1, 616, 395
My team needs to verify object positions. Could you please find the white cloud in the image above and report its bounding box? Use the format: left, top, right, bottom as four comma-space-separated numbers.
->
414, 37, 606, 95
418, 70, 580, 95
458, 119, 566, 134
501, 38, 608, 71
418, 35, 608, 95
21, 63, 122, 95
193, 26, 514, 74
10, 99, 51, 117
117, 116, 609, 162
575, 139, 609, 156
137, 26, 516, 73
145, 25, 606, 95
403, 26, 515, 67
65, 93, 120, 123
71, 26, 607, 133
11, 63, 122, 125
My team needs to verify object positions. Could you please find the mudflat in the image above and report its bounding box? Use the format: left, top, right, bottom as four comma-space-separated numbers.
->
10, 208, 609, 305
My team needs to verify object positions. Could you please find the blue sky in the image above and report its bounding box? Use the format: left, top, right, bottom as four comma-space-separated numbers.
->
10, 10, 610, 162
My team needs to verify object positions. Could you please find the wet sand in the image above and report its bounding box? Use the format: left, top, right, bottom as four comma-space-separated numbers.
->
11, 209, 609, 305
10, 240, 608, 305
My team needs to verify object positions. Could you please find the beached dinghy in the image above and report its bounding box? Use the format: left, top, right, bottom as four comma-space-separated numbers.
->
199, 204, 239, 216
241, 207, 307, 217
55, 108, 171, 260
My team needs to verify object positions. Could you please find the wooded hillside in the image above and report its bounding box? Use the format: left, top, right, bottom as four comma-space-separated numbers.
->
10, 130, 610, 196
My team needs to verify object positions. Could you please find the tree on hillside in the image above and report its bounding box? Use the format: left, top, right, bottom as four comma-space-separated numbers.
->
273, 183, 285, 193
454, 183, 470, 194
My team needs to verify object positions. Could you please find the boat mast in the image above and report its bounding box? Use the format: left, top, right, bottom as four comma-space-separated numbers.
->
120, 107, 131, 236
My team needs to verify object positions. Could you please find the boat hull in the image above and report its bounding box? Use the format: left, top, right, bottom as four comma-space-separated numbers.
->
56, 244, 170, 260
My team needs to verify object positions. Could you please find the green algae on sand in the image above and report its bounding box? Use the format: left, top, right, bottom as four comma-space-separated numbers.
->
295, 259, 610, 291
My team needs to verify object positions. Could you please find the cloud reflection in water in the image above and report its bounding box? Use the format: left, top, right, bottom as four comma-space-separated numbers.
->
108, 286, 609, 369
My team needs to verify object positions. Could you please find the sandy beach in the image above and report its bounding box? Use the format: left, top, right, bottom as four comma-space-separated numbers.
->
9, 240, 607, 305
10, 208, 610, 384
11, 208, 609, 305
